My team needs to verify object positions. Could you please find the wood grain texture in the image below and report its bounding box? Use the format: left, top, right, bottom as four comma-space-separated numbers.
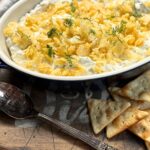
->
0, 115, 91, 150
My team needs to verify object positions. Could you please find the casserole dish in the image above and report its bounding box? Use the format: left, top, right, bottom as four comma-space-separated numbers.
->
0, 0, 150, 81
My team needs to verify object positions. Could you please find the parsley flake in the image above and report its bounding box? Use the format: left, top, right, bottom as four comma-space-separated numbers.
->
118, 20, 127, 33
65, 53, 73, 67
107, 20, 127, 43
64, 18, 73, 27
106, 15, 116, 19
47, 45, 55, 57
82, 17, 91, 21
47, 28, 58, 38
90, 29, 96, 35
132, 10, 142, 18
70, 2, 76, 13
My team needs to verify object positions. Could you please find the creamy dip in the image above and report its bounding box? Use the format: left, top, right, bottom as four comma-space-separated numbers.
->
4, 0, 150, 76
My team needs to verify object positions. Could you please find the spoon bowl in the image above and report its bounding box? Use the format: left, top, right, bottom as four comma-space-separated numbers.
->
0, 82, 37, 119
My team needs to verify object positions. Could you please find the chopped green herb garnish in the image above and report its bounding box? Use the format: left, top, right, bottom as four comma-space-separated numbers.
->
47, 45, 55, 57
65, 53, 73, 67
64, 18, 73, 27
47, 28, 58, 38
17, 30, 31, 49
70, 2, 76, 13
132, 10, 142, 18
107, 20, 127, 43
90, 29, 96, 35
110, 27, 123, 43
116, 34, 123, 43
106, 15, 116, 19
82, 17, 91, 21
118, 20, 127, 33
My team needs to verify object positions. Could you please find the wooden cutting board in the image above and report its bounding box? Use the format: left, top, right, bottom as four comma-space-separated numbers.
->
0, 68, 146, 150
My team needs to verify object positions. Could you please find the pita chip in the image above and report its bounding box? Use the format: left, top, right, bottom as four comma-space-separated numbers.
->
139, 102, 150, 110
107, 107, 148, 138
109, 87, 120, 94
112, 92, 142, 107
88, 99, 131, 134
145, 142, 150, 150
116, 70, 150, 102
129, 110, 150, 142
110, 87, 150, 110
140, 92, 150, 102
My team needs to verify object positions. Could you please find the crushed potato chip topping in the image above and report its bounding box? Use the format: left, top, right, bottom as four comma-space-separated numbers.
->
4, 0, 150, 76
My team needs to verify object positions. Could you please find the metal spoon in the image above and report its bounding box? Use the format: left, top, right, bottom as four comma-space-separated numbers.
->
0, 82, 117, 150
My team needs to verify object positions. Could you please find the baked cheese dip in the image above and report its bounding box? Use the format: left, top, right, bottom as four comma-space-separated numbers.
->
3, 0, 150, 76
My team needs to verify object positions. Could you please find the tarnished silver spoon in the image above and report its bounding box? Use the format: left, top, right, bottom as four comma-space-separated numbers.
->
0, 82, 117, 150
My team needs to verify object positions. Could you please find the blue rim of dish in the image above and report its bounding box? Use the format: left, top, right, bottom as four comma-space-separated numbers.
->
0, 59, 8, 68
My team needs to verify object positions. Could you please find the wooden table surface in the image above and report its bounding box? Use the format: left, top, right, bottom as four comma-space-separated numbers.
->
0, 114, 90, 150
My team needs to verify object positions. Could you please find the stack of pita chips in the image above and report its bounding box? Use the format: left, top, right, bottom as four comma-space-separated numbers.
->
88, 70, 150, 150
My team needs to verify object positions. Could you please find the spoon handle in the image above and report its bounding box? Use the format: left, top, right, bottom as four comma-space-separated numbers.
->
37, 113, 117, 150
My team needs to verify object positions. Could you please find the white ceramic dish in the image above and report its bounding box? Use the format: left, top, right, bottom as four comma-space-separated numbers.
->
0, 0, 150, 81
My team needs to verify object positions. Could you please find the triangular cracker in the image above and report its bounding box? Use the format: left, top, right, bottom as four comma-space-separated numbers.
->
140, 102, 150, 110
109, 87, 120, 94
140, 92, 150, 102
112, 91, 142, 108
129, 110, 150, 142
110, 87, 150, 110
145, 142, 150, 150
116, 70, 150, 102
107, 107, 148, 138
88, 99, 131, 134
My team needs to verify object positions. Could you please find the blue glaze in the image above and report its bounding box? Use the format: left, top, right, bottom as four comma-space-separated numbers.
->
0, 59, 8, 68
